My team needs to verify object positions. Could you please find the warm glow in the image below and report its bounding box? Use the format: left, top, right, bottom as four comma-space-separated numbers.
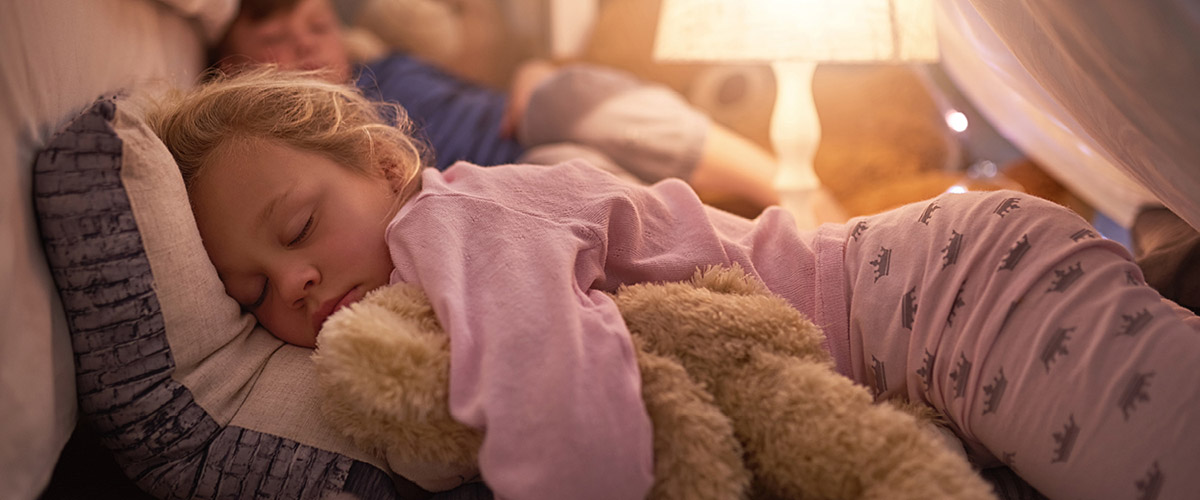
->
654, 0, 939, 63
945, 110, 969, 133
653, 0, 939, 228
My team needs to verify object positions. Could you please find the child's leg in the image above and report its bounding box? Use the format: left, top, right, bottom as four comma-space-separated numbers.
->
518, 64, 779, 217
842, 190, 1200, 499
965, 243, 1199, 499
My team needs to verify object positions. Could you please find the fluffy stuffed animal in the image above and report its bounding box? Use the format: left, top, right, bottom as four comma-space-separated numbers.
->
314, 266, 998, 499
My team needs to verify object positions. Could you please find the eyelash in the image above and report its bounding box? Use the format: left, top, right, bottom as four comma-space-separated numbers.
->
249, 280, 268, 310
247, 215, 313, 311
288, 215, 314, 247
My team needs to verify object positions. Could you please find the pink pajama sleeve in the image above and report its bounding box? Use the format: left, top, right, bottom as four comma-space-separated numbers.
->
387, 194, 653, 500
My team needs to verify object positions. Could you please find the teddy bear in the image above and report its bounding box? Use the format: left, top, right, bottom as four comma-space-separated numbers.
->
313, 265, 998, 500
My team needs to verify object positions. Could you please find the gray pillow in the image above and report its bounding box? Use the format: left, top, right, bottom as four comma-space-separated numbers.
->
32, 95, 424, 499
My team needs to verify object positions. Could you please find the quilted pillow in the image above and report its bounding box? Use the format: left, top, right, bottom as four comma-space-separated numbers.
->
32, 95, 457, 499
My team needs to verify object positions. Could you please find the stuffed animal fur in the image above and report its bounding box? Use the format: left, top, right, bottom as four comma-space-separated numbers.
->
314, 266, 998, 499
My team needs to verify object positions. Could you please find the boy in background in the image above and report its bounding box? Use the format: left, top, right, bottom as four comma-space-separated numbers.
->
213, 0, 783, 217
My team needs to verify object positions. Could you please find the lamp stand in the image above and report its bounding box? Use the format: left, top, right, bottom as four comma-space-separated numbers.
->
771, 60, 843, 228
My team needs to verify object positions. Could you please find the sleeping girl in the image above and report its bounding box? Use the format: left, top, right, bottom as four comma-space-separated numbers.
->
149, 68, 1200, 500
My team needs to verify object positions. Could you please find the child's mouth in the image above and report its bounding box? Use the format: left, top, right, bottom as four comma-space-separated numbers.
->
313, 286, 360, 334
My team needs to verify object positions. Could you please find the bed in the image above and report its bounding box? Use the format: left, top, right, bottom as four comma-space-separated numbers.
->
3, 1, 1196, 499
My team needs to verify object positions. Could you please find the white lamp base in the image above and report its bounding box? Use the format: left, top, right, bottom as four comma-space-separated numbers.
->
771, 60, 846, 228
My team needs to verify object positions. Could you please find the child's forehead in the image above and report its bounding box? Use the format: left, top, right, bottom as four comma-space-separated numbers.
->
238, 0, 306, 22
236, 0, 335, 26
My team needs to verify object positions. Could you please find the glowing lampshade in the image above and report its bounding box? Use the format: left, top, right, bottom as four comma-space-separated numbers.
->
654, 0, 938, 63
655, 0, 939, 226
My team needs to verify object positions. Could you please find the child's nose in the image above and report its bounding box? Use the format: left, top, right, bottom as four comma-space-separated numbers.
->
294, 38, 314, 56
291, 30, 317, 56
276, 264, 319, 308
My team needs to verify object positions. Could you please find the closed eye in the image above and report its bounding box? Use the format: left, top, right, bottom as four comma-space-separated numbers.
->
310, 20, 333, 35
288, 215, 313, 247
249, 279, 269, 311
260, 33, 286, 46
246, 214, 311, 311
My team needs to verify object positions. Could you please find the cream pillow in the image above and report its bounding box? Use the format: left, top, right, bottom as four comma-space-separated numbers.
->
33, 96, 453, 498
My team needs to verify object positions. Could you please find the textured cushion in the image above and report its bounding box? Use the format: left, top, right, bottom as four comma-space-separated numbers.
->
32, 96, 414, 499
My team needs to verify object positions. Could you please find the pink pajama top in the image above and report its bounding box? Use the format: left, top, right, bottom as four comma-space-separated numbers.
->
385, 160, 850, 499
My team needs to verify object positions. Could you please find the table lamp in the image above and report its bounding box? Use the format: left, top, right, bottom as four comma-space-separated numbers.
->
655, 0, 940, 227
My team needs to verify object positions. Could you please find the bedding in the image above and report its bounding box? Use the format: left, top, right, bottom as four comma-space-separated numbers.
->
9, 0, 1194, 497
33, 94, 414, 499
1, 1, 212, 495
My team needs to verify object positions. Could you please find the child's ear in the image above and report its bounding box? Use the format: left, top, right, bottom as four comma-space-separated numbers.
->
378, 158, 409, 195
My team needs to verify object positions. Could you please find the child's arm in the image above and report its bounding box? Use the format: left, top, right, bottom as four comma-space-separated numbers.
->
499, 58, 558, 139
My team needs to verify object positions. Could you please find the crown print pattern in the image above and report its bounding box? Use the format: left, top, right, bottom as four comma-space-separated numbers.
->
869, 246, 892, 282
1117, 308, 1154, 337
993, 196, 1021, 217
901, 287, 918, 330
981, 367, 1007, 416
1070, 228, 1098, 242
840, 190, 1197, 498
999, 234, 1032, 271
1136, 462, 1164, 500
850, 220, 869, 242
1117, 371, 1154, 421
1040, 326, 1073, 372
942, 230, 964, 269
916, 349, 935, 394
949, 352, 971, 399
870, 355, 888, 398
1051, 414, 1080, 463
919, 201, 940, 225
1047, 262, 1085, 293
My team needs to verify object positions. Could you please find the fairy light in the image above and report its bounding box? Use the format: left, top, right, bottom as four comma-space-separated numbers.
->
945, 110, 968, 133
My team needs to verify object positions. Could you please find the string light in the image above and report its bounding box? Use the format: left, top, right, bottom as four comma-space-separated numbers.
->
945, 110, 968, 133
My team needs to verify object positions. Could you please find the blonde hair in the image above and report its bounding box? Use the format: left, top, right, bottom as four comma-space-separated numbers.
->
149, 66, 425, 194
